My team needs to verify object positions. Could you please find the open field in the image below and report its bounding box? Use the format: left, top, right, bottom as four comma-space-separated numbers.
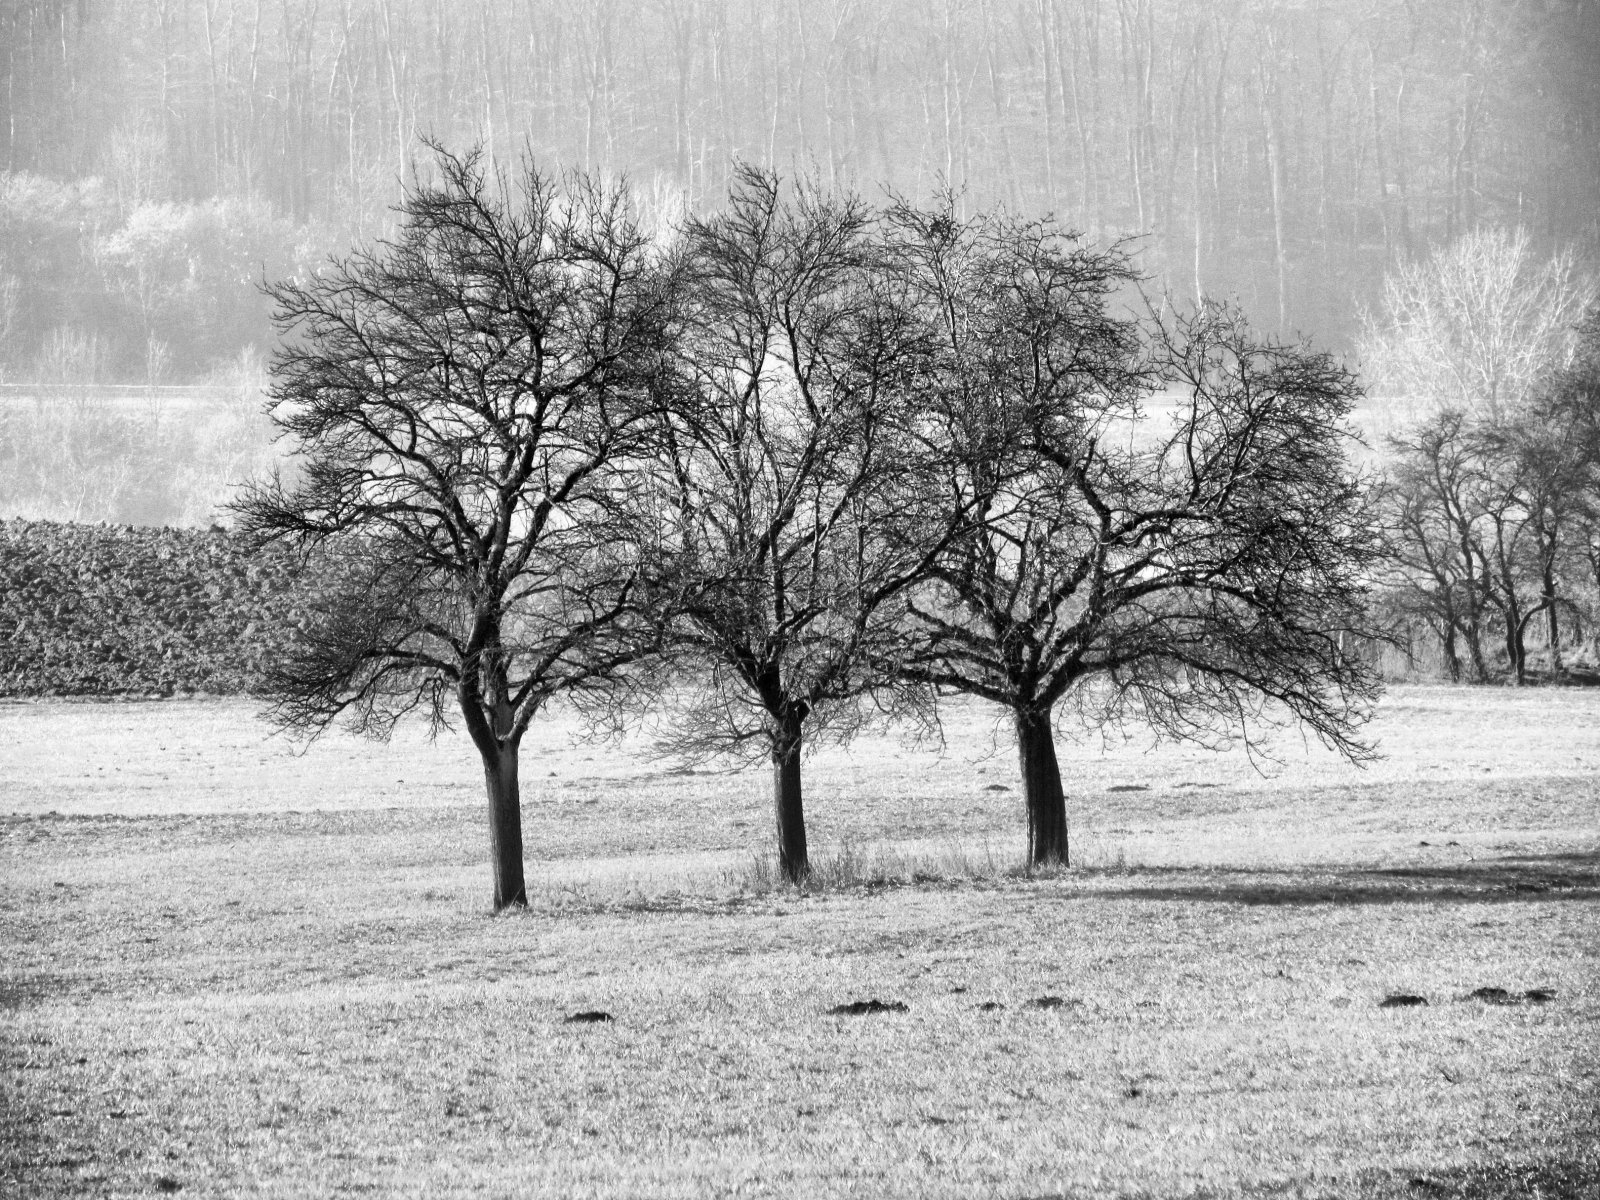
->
3, 687, 1598, 1198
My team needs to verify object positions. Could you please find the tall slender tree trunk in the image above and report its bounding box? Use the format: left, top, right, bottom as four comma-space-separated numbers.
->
1543, 561, 1563, 676
1015, 706, 1068, 866
1442, 624, 1461, 683
771, 709, 809, 882
483, 742, 527, 909
1466, 617, 1490, 683
1504, 606, 1526, 686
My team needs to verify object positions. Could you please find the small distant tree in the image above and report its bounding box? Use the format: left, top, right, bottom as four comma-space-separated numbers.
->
1486, 309, 1600, 678
891, 203, 1381, 866
1376, 411, 1496, 683
235, 147, 676, 910
643, 168, 948, 883
1361, 227, 1596, 424
1472, 408, 1595, 682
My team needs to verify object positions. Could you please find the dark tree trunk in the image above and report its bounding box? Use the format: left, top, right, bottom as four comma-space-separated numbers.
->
1505, 615, 1526, 686
1545, 568, 1563, 677
771, 710, 809, 883
1442, 624, 1461, 682
1466, 615, 1490, 683
483, 744, 527, 910
1015, 706, 1068, 866
460, 673, 528, 911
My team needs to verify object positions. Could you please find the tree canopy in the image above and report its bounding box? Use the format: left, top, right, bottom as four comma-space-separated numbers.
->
236, 146, 677, 908
886, 201, 1381, 862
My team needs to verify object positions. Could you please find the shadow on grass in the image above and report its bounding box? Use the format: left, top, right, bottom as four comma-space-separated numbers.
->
1360, 1153, 1600, 1200
1015, 1155, 1600, 1200
1076, 851, 1600, 907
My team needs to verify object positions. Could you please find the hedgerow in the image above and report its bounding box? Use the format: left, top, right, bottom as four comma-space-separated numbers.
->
0, 519, 311, 696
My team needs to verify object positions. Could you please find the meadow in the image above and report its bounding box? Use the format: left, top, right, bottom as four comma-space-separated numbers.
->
2, 687, 1597, 1198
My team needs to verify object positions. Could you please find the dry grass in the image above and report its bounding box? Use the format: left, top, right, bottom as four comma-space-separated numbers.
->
2, 687, 1598, 1198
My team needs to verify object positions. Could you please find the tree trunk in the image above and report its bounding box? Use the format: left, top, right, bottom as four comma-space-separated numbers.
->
1544, 565, 1563, 677
460, 674, 528, 912
1466, 615, 1490, 683
483, 743, 527, 910
1506, 625, 1526, 686
771, 710, 809, 883
1442, 624, 1461, 683
1015, 706, 1068, 867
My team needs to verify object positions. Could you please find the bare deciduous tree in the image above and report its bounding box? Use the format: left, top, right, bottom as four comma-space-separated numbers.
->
642, 168, 950, 883
1377, 411, 1495, 683
235, 146, 676, 910
891, 205, 1381, 866
1361, 227, 1597, 426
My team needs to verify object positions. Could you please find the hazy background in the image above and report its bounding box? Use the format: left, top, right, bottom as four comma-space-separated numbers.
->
1, 0, 1596, 523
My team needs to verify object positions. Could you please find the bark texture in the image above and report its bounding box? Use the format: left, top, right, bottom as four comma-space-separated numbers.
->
484, 745, 528, 909
771, 712, 810, 883
1015, 707, 1069, 866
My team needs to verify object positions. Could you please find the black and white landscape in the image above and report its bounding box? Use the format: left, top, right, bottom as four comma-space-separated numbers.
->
3, 2, 1598, 1196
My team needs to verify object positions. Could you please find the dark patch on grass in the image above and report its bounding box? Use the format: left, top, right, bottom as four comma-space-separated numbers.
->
1374, 1156, 1600, 1199
1523, 988, 1556, 1003
0, 807, 476, 854
1466, 987, 1514, 1004
828, 999, 907, 1016
976, 1001, 1004, 1011
1027, 996, 1078, 1010
1107, 784, 1150, 792
1380, 994, 1428, 1008
0, 974, 62, 1012
563, 1010, 614, 1024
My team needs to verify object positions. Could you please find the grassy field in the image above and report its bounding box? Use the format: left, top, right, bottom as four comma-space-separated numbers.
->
2, 687, 1598, 1198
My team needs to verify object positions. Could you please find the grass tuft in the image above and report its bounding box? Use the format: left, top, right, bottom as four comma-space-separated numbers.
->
726, 838, 1012, 895
724, 830, 1140, 896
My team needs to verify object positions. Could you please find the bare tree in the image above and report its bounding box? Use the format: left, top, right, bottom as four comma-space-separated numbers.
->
890, 205, 1381, 866
1482, 335, 1600, 682
1377, 411, 1495, 683
235, 146, 676, 910
1361, 227, 1597, 426
642, 167, 949, 883
1472, 409, 1592, 683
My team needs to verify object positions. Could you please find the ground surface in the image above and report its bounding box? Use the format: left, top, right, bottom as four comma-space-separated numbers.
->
2, 687, 1598, 1198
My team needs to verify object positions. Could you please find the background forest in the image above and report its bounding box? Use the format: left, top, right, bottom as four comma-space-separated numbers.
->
2, 0, 1598, 384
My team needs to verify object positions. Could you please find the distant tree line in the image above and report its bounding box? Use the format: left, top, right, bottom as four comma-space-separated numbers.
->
1365, 231, 1600, 684
0, 175, 328, 383
236, 148, 1380, 908
2, 0, 1597, 383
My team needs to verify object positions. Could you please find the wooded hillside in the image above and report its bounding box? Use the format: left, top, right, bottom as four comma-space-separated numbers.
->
2, 0, 1595, 382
